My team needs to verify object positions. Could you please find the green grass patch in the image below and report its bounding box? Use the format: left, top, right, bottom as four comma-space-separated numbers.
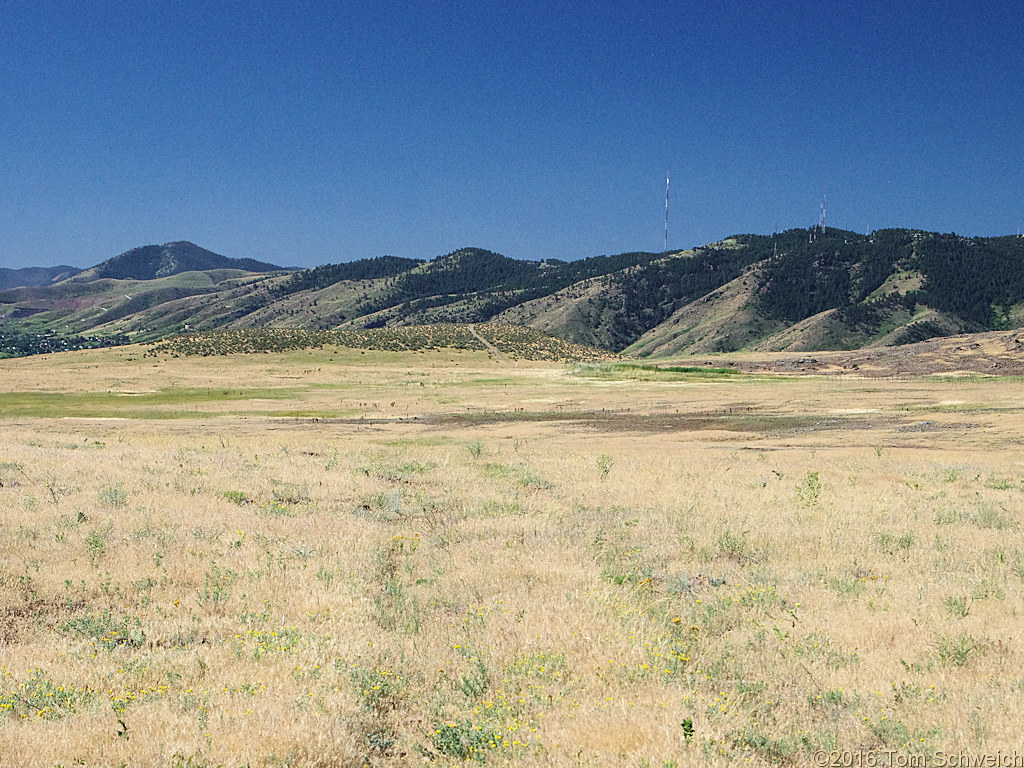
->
616, 362, 741, 376
573, 362, 744, 380
58, 610, 146, 650
0, 670, 93, 719
378, 436, 457, 447
0, 387, 300, 418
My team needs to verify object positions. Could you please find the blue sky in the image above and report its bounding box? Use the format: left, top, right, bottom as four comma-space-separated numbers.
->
2, 1, 1021, 268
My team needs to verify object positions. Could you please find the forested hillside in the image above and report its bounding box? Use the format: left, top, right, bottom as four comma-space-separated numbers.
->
76, 241, 283, 281
3, 228, 1024, 358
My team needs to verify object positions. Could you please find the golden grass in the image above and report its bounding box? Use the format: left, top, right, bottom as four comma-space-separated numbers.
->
1, 345, 1023, 766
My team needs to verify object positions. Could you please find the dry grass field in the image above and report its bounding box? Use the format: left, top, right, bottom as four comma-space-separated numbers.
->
2, 342, 1023, 767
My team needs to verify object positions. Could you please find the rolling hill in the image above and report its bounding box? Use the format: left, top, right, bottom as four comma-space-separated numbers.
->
72, 241, 284, 281
0, 265, 81, 290
3, 229, 1024, 359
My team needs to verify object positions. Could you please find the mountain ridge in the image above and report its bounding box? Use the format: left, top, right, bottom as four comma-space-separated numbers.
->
3, 228, 1024, 359
0, 265, 82, 290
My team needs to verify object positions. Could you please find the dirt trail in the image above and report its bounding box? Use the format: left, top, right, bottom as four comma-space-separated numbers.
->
468, 324, 508, 361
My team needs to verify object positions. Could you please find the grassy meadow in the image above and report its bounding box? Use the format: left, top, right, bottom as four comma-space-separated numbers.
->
1, 342, 1023, 766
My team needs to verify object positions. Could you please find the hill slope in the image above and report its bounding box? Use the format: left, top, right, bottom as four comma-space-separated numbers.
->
0, 265, 81, 290
624, 267, 784, 356
73, 241, 283, 281
4, 229, 1024, 359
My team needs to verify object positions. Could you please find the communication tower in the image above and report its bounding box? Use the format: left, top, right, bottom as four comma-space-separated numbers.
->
664, 171, 670, 254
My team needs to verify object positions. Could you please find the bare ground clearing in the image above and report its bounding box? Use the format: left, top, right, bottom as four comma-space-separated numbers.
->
675, 329, 1024, 378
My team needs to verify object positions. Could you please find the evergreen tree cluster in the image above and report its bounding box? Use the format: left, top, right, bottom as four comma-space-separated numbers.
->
359, 248, 538, 314
604, 244, 763, 346
358, 248, 666, 323
744, 229, 911, 323
744, 228, 1024, 332
91, 242, 282, 280
272, 256, 423, 297
912, 235, 1024, 327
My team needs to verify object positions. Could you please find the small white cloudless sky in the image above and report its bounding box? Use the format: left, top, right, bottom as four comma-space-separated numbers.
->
1, 0, 1021, 268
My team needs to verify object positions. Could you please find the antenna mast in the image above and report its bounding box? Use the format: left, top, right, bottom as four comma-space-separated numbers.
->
664, 171, 670, 254
819, 189, 827, 236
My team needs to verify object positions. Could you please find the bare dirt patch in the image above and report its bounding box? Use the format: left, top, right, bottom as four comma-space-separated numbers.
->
676, 330, 1024, 377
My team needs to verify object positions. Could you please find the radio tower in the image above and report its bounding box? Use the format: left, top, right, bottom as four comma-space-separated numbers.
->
819, 189, 827, 237
664, 171, 670, 254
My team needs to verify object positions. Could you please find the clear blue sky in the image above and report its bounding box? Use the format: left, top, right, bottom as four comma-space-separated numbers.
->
2, 0, 1021, 268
